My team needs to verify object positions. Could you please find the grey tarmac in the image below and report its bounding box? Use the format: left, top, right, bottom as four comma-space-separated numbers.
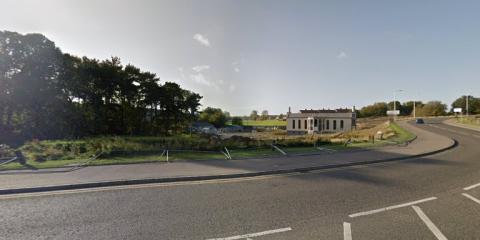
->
2, 119, 480, 240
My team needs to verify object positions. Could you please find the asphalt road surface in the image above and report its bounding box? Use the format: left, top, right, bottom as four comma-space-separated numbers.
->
2, 119, 480, 240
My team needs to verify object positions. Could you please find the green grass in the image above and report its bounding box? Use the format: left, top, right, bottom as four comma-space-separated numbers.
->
388, 122, 416, 143
456, 117, 480, 127
240, 120, 286, 127
0, 158, 86, 171
0, 121, 415, 171
0, 151, 229, 171
282, 122, 415, 153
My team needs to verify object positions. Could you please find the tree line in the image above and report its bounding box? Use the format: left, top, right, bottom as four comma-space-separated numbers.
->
0, 31, 202, 144
358, 96, 480, 118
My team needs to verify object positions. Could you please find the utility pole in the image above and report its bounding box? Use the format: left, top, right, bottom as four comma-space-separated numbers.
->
394, 93, 396, 113
466, 95, 469, 117
393, 90, 403, 121
413, 100, 416, 119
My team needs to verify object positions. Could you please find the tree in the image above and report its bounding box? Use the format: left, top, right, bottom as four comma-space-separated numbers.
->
417, 101, 447, 116
359, 102, 388, 118
224, 111, 231, 119
451, 95, 480, 115
0, 31, 68, 141
261, 110, 269, 120
403, 101, 424, 117
184, 91, 202, 117
402, 101, 414, 116
231, 116, 243, 126
250, 110, 258, 120
0, 31, 203, 143
199, 107, 228, 128
387, 101, 402, 112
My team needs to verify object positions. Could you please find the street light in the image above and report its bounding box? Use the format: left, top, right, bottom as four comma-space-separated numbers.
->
393, 89, 403, 121
466, 95, 469, 117
413, 99, 416, 119
411, 91, 419, 120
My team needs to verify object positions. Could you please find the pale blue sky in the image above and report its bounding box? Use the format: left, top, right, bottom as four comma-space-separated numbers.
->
2, 0, 479, 115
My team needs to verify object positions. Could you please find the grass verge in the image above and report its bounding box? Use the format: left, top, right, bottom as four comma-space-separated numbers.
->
0, 121, 415, 171
456, 117, 480, 128
388, 122, 416, 143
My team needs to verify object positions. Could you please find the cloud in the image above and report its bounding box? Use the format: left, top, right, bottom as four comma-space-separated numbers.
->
232, 61, 240, 73
189, 65, 217, 88
193, 33, 210, 47
190, 73, 213, 86
192, 65, 210, 72
188, 64, 236, 92
336, 51, 348, 59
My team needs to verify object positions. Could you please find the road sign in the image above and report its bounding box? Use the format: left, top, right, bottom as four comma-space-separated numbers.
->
387, 110, 400, 116
453, 108, 462, 113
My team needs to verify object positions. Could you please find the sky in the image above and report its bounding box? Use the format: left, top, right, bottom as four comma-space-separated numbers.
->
1, 0, 480, 115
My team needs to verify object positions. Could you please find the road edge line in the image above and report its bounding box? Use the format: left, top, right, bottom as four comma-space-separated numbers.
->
0, 139, 457, 196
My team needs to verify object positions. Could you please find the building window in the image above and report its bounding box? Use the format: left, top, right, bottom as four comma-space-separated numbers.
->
326, 120, 329, 129
292, 119, 295, 129
310, 119, 313, 130
314, 119, 318, 127
298, 119, 301, 129
304, 120, 307, 129
340, 120, 344, 129
333, 120, 337, 130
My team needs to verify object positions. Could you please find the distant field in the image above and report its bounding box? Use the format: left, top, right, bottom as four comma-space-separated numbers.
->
239, 120, 286, 126
456, 116, 480, 127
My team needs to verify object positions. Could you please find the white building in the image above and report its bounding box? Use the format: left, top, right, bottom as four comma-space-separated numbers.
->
286, 107, 356, 134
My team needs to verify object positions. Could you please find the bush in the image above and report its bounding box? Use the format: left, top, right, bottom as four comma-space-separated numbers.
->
0, 144, 15, 158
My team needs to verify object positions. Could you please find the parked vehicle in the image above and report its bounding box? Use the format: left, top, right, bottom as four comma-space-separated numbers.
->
415, 118, 424, 124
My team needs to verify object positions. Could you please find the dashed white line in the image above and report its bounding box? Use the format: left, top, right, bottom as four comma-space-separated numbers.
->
206, 227, 292, 240
462, 193, 480, 205
464, 182, 480, 191
349, 197, 437, 218
412, 205, 448, 240
343, 222, 352, 240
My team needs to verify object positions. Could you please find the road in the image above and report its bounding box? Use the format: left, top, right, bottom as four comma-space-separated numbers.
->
2, 119, 480, 240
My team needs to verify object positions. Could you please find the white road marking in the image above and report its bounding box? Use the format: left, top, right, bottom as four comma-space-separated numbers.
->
429, 124, 480, 138
464, 182, 480, 191
0, 174, 303, 200
206, 227, 292, 240
343, 222, 352, 240
349, 197, 437, 218
412, 205, 448, 240
462, 193, 480, 205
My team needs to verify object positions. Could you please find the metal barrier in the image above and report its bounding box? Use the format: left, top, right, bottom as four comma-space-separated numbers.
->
0, 157, 18, 167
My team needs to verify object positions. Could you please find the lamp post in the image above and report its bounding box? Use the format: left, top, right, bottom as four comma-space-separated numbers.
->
413, 100, 416, 119
466, 95, 469, 117
412, 92, 418, 120
393, 89, 403, 121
